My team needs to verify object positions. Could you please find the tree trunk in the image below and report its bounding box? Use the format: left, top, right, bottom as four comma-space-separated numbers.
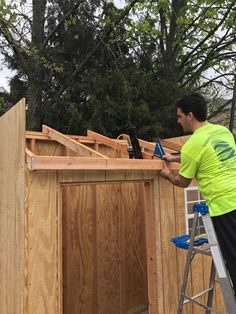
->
26, 0, 46, 130
26, 68, 44, 131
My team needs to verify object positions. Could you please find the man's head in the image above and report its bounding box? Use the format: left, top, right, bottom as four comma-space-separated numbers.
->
176, 92, 207, 132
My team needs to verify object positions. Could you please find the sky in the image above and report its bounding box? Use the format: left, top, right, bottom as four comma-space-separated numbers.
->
0, 0, 126, 92
0, 56, 14, 92
0, 66, 14, 92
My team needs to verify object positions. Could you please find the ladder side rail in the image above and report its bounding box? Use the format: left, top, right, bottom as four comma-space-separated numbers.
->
177, 211, 199, 314
202, 214, 236, 314
206, 260, 216, 314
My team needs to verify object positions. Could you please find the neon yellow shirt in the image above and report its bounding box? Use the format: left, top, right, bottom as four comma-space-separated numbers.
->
179, 123, 236, 216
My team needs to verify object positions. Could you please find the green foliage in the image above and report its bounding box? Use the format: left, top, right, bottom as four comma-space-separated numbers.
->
0, 94, 13, 116
1, 0, 236, 138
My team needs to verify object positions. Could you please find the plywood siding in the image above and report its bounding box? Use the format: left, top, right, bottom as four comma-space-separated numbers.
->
25, 170, 59, 313
0, 100, 25, 314
61, 182, 148, 314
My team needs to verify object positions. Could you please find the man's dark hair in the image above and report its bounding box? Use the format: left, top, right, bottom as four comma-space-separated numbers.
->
176, 92, 207, 121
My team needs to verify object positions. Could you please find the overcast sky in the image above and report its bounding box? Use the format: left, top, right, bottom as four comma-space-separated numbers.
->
0, 68, 14, 92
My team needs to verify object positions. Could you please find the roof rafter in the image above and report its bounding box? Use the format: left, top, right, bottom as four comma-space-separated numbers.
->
160, 139, 181, 152
87, 130, 153, 159
25, 130, 96, 143
43, 125, 108, 158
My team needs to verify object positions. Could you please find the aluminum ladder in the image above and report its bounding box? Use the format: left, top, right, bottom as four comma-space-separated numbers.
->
177, 204, 236, 314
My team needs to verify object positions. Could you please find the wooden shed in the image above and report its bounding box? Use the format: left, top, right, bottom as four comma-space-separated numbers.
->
0, 99, 226, 314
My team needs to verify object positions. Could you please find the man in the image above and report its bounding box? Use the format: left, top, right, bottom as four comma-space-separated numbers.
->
160, 92, 236, 295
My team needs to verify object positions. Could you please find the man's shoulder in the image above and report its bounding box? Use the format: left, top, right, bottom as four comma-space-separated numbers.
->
206, 122, 230, 134
181, 135, 198, 156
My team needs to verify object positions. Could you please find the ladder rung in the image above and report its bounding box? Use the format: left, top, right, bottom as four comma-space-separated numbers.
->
176, 208, 236, 314
183, 294, 227, 314
193, 247, 211, 256
183, 287, 214, 304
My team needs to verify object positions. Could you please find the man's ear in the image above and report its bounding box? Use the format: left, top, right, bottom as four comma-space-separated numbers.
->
188, 112, 194, 120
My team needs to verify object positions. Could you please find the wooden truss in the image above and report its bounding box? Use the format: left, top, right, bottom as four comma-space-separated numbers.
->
25, 125, 181, 171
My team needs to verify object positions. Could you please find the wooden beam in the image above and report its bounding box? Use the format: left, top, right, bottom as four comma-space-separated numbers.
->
25, 148, 35, 170
43, 125, 108, 158
26, 154, 180, 171
25, 130, 97, 144
25, 147, 35, 157
87, 130, 153, 159
139, 138, 178, 155
138, 139, 155, 152
160, 139, 181, 152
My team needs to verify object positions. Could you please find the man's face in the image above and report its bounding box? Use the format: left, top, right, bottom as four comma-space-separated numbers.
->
177, 107, 192, 132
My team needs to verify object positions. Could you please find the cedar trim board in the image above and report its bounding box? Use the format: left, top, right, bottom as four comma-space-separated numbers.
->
25, 152, 180, 171
43, 125, 108, 158
87, 130, 153, 159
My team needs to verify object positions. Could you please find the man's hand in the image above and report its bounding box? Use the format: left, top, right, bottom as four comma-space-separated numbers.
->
160, 161, 171, 179
163, 153, 180, 162
159, 161, 192, 188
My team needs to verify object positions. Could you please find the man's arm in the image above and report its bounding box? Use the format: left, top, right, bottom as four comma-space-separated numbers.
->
160, 161, 192, 188
163, 153, 180, 162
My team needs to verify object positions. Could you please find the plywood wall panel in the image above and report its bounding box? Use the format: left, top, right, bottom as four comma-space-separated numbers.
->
62, 185, 96, 314
62, 182, 148, 314
158, 177, 179, 314
58, 169, 159, 185
35, 139, 65, 156
0, 100, 25, 314
25, 170, 59, 313
120, 183, 148, 312
96, 184, 121, 314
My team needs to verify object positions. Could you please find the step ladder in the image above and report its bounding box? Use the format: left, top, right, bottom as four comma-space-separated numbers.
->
174, 204, 236, 314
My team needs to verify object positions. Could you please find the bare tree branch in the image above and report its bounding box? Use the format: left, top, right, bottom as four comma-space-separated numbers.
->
180, 0, 236, 67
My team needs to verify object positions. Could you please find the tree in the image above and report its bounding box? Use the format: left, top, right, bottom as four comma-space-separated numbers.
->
0, 0, 139, 131
0, 0, 236, 138
115, 0, 236, 137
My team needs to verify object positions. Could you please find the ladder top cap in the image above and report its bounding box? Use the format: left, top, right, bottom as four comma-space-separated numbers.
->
193, 204, 209, 215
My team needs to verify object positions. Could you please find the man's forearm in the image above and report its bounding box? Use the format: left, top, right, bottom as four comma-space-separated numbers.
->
161, 172, 191, 188
163, 154, 180, 162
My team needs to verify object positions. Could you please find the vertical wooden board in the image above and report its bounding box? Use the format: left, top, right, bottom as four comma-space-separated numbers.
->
120, 182, 148, 312
213, 281, 226, 311
25, 170, 59, 313
62, 185, 96, 314
0, 100, 25, 314
153, 179, 165, 314
96, 184, 121, 314
190, 254, 205, 314
158, 176, 179, 314
144, 180, 160, 314
173, 184, 193, 314
202, 255, 212, 307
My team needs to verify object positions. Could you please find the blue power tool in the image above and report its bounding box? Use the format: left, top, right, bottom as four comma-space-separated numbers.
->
153, 137, 165, 159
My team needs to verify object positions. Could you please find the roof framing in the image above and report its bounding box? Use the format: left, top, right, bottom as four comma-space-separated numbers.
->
43, 125, 108, 158
25, 126, 181, 171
